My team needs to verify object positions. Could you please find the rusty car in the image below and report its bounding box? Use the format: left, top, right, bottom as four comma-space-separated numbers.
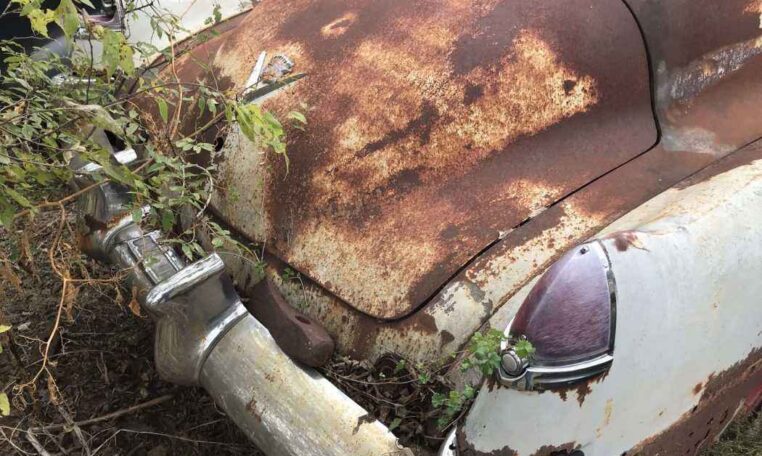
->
68, 0, 762, 455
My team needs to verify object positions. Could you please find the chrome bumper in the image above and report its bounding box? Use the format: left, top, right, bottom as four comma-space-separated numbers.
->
72, 152, 413, 456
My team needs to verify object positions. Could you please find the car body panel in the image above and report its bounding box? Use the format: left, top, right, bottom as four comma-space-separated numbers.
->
143, 0, 762, 359
624, 0, 762, 154
458, 142, 762, 456
160, 0, 657, 320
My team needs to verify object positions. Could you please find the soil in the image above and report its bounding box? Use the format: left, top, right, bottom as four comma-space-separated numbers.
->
0, 211, 262, 455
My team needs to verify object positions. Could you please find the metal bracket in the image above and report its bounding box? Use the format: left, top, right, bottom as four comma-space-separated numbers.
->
144, 253, 248, 385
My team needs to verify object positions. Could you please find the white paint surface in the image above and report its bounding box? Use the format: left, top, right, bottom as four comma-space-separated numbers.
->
462, 158, 762, 455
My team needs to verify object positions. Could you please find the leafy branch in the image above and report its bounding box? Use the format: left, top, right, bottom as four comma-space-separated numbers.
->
0, 0, 304, 415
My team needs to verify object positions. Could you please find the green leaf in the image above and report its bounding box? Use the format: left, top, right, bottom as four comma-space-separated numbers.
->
160, 210, 174, 232
54, 0, 80, 38
388, 417, 402, 431
287, 111, 306, 124
0, 392, 9, 417
431, 392, 446, 408
0, 324, 8, 355
211, 237, 224, 248
181, 243, 193, 260
0, 202, 14, 228
156, 98, 169, 124
514, 338, 536, 360
5, 187, 32, 208
27, 8, 57, 37
131, 207, 143, 224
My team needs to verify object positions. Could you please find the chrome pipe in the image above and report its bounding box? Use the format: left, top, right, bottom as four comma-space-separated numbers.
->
73, 150, 412, 456
201, 315, 412, 456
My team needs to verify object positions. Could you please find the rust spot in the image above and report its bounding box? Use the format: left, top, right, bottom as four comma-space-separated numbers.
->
574, 381, 592, 407
440, 330, 455, 345
693, 382, 704, 395
548, 372, 607, 407
246, 397, 262, 423
629, 348, 762, 455
352, 412, 377, 435
563, 79, 578, 95
463, 83, 485, 105
608, 231, 648, 252
529, 442, 580, 456
457, 429, 518, 456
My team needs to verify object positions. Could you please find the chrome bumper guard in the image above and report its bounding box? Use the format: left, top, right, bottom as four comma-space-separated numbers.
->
72, 151, 414, 456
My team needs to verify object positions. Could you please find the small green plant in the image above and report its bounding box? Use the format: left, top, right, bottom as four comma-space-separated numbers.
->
513, 337, 536, 360
460, 329, 506, 376
281, 267, 299, 282
432, 385, 475, 428
430, 330, 535, 429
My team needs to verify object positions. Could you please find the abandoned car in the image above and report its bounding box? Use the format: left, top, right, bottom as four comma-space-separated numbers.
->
67, 0, 762, 455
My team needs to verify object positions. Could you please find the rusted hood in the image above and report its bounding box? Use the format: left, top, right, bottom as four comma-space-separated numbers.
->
160, 0, 657, 320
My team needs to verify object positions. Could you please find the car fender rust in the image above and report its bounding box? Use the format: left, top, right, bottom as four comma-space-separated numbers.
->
168, 0, 657, 320
156, 0, 762, 377
629, 349, 762, 456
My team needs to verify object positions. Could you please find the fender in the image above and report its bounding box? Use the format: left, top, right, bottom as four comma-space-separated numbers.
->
459, 140, 762, 456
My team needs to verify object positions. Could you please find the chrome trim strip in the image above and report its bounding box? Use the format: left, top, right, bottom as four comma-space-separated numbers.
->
244, 51, 267, 92
437, 428, 458, 456
528, 354, 613, 375
145, 254, 226, 308
75, 148, 137, 174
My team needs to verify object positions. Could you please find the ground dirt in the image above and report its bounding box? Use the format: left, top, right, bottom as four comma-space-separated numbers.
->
0, 211, 261, 455
0, 211, 759, 456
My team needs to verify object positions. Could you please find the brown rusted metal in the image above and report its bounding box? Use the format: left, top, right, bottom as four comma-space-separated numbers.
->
173, 0, 657, 320
457, 429, 519, 456
629, 349, 762, 455
456, 433, 581, 456
625, 0, 762, 153
247, 277, 335, 367
210, 138, 762, 374
142, 0, 762, 373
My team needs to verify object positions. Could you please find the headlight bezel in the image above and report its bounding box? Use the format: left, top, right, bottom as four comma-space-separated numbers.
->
497, 241, 617, 390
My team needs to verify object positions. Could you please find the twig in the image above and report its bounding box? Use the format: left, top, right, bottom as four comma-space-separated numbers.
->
0, 427, 34, 455
25, 430, 51, 456
12, 181, 105, 222
31, 395, 173, 432
15, 210, 69, 391
56, 405, 92, 456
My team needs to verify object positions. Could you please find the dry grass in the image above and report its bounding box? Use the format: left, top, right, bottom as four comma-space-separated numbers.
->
703, 414, 762, 456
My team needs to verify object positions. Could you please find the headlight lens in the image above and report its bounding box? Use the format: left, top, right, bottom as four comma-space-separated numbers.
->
499, 241, 616, 389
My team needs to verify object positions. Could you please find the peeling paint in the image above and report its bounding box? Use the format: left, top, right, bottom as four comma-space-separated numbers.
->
461, 155, 762, 455
192, 0, 655, 320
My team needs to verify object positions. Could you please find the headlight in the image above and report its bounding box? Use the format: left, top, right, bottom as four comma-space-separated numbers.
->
498, 241, 616, 389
